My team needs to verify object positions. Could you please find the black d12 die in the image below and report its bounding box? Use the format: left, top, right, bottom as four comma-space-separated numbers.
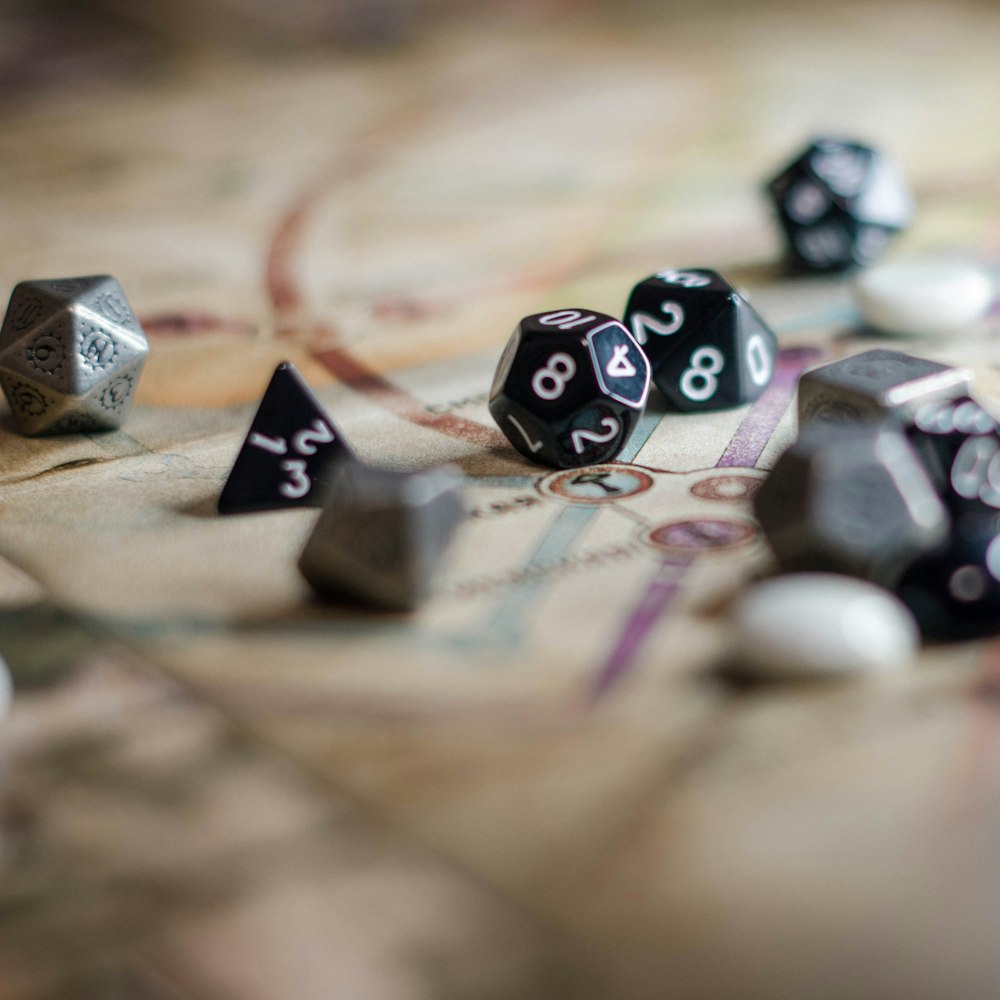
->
766, 138, 912, 272
623, 268, 777, 412
489, 309, 650, 468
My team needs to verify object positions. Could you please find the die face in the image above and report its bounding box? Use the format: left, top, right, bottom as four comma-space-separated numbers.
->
218, 362, 353, 514
623, 268, 732, 365
735, 300, 778, 401
0, 283, 62, 342
624, 269, 776, 412
906, 396, 999, 496
754, 425, 948, 586
0, 275, 148, 435
586, 320, 650, 407
0, 371, 72, 435
652, 297, 776, 412
897, 528, 1000, 640
298, 462, 464, 611
489, 309, 649, 468
797, 349, 972, 430
767, 139, 910, 272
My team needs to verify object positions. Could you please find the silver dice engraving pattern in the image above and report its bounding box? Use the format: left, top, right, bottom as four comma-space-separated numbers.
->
0, 275, 149, 435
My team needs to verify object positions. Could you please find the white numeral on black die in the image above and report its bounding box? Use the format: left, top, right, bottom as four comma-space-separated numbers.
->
279, 459, 311, 499
605, 344, 637, 378
537, 310, 595, 330
656, 269, 711, 288
952, 437, 1000, 506
571, 416, 620, 455
250, 418, 337, 499
507, 414, 544, 453
680, 347, 724, 402
630, 302, 684, 345
745, 333, 773, 387
532, 352, 577, 400
293, 419, 334, 455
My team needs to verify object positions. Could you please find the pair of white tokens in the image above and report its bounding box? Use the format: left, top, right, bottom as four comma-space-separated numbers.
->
853, 257, 995, 338
731, 574, 920, 681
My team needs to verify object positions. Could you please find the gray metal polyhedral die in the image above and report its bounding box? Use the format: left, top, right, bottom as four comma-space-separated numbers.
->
797, 349, 971, 431
0, 275, 149, 435
753, 423, 949, 588
298, 460, 465, 611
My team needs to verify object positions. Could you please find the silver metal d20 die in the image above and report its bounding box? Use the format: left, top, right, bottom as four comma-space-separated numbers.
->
753, 424, 949, 587
298, 461, 465, 611
0, 275, 149, 435
797, 349, 971, 432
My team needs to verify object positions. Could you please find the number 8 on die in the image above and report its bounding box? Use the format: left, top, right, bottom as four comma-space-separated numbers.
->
623, 267, 777, 411
489, 310, 650, 468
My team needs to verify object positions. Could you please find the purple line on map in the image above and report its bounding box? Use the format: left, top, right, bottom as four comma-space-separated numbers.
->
589, 346, 823, 701
590, 556, 690, 701
715, 347, 822, 469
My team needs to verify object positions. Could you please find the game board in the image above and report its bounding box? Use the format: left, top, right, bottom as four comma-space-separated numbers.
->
2, 2, 1000, 996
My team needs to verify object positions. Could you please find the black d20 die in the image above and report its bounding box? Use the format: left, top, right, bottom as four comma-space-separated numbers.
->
623, 268, 776, 412
489, 309, 650, 468
766, 138, 911, 272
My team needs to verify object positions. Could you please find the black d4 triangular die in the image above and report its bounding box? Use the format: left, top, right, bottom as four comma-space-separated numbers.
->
218, 361, 352, 514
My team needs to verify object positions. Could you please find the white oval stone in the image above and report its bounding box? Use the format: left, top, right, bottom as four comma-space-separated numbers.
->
731, 573, 919, 680
853, 258, 995, 338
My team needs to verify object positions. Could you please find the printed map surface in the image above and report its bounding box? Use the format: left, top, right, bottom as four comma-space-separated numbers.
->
1, 2, 1000, 996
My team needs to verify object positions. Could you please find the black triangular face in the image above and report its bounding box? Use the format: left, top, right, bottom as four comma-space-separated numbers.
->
218, 361, 352, 514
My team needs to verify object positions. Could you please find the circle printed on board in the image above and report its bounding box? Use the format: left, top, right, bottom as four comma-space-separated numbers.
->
643, 518, 757, 553
538, 465, 654, 503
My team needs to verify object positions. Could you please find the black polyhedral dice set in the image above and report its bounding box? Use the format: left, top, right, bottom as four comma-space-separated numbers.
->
489, 269, 780, 469
755, 350, 1000, 640
488, 136, 913, 471
0, 135, 926, 619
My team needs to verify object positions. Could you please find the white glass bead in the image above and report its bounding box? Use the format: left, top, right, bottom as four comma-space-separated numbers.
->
732, 573, 919, 680
853, 258, 994, 337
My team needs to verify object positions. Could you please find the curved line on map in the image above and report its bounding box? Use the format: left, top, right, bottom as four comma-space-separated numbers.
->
140, 312, 257, 337
266, 170, 508, 450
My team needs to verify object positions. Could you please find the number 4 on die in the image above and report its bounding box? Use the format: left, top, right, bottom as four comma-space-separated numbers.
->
218, 361, 353, 514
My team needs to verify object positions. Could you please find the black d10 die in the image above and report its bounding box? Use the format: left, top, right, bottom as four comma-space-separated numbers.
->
766, 138, 912, 272
489, 309, 650, 468
623, 268, 776, 412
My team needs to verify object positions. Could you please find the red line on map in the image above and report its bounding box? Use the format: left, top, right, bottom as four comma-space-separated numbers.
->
312, 340, 508, 449
266, 165, 508, 449
141, 312, 256, 337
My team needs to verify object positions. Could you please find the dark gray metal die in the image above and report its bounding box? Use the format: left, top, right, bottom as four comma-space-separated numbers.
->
754, 424, 949, 587
797, 349, 971, 431
0, 275, 149, 435
298, 461, 465, 611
